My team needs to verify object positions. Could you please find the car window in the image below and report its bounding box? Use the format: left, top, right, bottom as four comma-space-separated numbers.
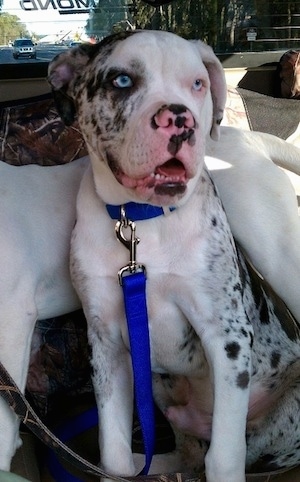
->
1, 1, 300, 67
13, 39, 33, 45
16, 40, 33, 46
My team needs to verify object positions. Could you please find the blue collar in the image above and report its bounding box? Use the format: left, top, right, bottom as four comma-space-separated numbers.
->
106, 202, 176, 221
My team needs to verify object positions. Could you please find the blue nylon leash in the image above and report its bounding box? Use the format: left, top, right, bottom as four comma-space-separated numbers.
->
47, 407, 99, 482
122, 271, 155, 475
115, 205, 156, 475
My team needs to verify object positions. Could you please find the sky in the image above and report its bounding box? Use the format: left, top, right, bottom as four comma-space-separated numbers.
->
2, 0, 89, 36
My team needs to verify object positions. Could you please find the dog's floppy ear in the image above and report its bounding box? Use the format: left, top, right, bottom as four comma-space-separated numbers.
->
48, 45, 95, 125
192, 40, 227, 141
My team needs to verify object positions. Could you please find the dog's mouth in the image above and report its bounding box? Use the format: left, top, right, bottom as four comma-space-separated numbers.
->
151, 158, 187, 196
115, 158, 188, 197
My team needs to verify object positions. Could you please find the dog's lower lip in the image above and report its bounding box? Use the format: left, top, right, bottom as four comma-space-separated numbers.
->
154, 182, 186, 196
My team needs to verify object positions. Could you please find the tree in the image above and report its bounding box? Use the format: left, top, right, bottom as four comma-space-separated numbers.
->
0, 13, 30, 44
85, 0, 300, 53
132, 0, 219, 44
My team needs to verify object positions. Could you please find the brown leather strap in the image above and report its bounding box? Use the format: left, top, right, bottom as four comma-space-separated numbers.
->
0, 360, 199, 482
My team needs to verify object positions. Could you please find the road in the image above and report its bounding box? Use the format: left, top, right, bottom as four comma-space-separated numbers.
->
0, 44, 69, 64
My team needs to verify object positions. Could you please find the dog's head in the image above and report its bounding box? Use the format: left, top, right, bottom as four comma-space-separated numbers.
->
48, 30, 226, 206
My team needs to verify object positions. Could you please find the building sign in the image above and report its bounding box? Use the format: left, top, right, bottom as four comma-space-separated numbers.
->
19, 0, 96, 14
247, 28, 257, 41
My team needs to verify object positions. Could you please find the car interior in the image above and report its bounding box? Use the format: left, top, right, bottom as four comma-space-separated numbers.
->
0, 1, 300, 481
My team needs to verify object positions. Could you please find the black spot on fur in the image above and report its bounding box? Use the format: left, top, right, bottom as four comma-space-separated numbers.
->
259, 298, 270, 324
86, 74, 100, 102
225, 341, 241, 360
168, 135, 183, 156
236, 251, 248, 289
233, 282, 242, 292
167, 130, 195, 156
270, 351, 281, 369
248, 267, 270, 324
240, 327, 248, 338
179, 325, 199, 363
236, 370, 249, 389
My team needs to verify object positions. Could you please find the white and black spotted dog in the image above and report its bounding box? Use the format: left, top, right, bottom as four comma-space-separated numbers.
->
48, 31, 300, 482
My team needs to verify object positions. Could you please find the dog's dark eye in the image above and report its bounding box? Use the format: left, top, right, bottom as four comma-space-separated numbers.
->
192, 79, 203, 91
112, 74, 133, 89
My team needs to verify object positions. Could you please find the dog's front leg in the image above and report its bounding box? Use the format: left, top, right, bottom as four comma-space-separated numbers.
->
202, 329, 251, 482
89, 324, 136, 480
0, 303, 37, 470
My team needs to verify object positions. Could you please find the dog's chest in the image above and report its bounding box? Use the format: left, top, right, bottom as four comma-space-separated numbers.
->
73, 167, 250, 375
150, 321, 207, 377
119, 223, 241, 376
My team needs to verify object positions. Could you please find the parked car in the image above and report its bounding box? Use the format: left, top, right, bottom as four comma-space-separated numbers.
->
13, 39, 36, 59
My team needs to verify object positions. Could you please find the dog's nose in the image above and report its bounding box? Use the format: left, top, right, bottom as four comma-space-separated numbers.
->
152, 104, 196, 135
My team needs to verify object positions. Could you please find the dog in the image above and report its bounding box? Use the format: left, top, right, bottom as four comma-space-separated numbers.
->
1, 134, 300, 477
46, 30, 300, 482
206, 128, 300, 324
0, 157, 87, 469
1, 29, 300, 479
1, 136, 300, 479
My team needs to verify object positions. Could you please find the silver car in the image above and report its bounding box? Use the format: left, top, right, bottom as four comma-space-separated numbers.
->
13, 39, 36, 59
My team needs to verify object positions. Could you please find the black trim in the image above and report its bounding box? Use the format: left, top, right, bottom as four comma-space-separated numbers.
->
0, 62, 49, 80
218, 50, 287, 69
0, 92, 52, 109
0, 50, 289, 81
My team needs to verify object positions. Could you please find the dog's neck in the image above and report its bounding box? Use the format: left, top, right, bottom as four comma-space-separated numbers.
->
106, 202, 176, 221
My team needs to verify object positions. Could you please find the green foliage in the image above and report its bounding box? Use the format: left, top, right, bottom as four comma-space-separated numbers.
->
0, 12, 30, 45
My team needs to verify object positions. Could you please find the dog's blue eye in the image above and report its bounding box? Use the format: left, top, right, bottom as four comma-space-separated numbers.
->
113, 74, 133, 88
193, 79, 202, 91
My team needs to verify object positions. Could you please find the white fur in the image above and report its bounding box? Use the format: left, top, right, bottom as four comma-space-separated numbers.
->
0, 157, 86, 469
206, 128, 300, 322
1, 30, 300, 481
0, 131, 300, 477
48, 31, 300, 481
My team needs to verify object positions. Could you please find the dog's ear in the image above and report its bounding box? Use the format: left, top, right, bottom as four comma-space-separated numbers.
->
48, 45, 95, 125
192, 40, 227, 141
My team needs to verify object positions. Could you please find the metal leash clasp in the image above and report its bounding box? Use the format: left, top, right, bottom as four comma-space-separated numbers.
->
116, 206, 146, 285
